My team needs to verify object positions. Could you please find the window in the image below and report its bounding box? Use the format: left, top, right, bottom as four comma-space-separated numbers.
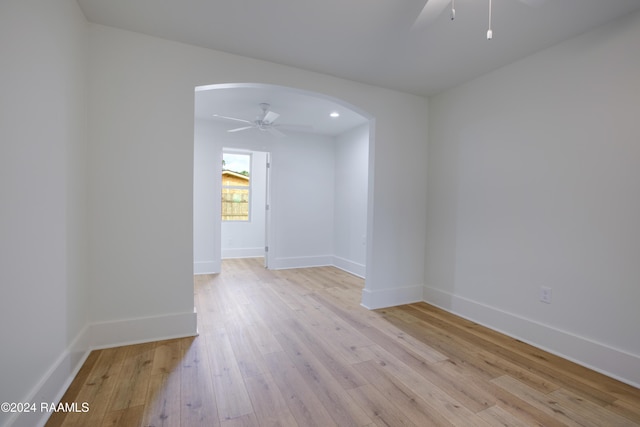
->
221, 152, 251, 221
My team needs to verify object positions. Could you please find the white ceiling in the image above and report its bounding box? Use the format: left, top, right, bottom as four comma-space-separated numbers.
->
77, 0, 640, 135
195, 84, 369, 137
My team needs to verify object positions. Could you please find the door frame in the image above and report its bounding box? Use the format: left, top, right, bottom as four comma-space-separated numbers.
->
219, 147, 272, 268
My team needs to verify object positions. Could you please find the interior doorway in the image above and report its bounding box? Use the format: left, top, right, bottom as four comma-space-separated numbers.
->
193, 82, 372, 277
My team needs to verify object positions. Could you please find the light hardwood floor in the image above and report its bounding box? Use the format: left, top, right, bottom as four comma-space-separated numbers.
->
47, 258, 640, 426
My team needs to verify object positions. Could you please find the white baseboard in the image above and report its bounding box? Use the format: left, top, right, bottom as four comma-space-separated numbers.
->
7, 327, 91, 427
88, 310, 198, 350
200, 254, 365, 278
193, 260, 219, 275
361, 284, 424, 310
222, 247, 264, 259
423, 286, 640, 389
332, 256, 365, 278
9, 310, 198, 427
269, 255, 333, 270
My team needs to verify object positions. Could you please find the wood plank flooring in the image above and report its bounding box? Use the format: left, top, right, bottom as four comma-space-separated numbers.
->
47, 258, 640, 426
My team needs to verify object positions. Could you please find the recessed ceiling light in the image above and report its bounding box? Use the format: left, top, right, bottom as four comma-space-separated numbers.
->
330, 111, 340, 118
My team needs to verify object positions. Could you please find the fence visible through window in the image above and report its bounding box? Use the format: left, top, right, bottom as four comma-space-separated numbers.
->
221, 187, 249, 221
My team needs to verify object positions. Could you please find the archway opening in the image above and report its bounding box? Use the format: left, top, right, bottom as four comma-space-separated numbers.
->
193, 82, 375, 291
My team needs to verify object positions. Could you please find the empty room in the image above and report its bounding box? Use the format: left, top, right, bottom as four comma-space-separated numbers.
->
2, 1, 640, 426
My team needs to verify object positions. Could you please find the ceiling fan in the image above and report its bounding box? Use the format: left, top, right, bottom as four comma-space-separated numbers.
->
414, 0, 548, 34
213, 103, 309, 137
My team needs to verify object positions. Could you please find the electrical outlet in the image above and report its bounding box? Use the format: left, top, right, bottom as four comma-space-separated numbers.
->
540, 286, 552, 304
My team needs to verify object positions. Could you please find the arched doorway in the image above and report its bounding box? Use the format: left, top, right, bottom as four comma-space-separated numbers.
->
193, 83, 374, 281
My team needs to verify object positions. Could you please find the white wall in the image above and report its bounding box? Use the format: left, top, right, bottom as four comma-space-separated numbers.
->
271, 133, 335, 268
88, 24, 428, 325
333, 124, 369, 277
0, 14, 426, 424
195, 117, 369, 276
426, 11, 640, 386
194, 121, 223, 273
87, 27, 198, 333
221, 151, 267, 259
194, 119, 335, 271
0, 1, 88, 426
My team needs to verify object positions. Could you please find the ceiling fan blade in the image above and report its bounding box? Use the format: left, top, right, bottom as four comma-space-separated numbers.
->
263, 111, 280, 124
213, 114, 252, 124
412, 0, 450, 29
227, 126, 254, 133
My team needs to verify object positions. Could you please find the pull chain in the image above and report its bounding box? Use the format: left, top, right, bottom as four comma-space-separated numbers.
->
487, 0, 493, 39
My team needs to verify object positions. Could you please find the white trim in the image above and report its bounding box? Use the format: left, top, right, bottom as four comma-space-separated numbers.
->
423, 286, 640, 389
9, 310, 198, 427
332, 255, 365, 278
194, 261, 219, 275
269, 255, 333, 270
360, 284, 424, 310
6, 327, 91, 427
88, 310, 198, 350
222, 247, 264, 259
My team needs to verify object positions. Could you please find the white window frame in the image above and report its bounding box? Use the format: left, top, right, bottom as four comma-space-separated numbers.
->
221, 151, 252, 222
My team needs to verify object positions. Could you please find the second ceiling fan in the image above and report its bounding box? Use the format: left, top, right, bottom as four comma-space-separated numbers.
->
213, 103, 310, 137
